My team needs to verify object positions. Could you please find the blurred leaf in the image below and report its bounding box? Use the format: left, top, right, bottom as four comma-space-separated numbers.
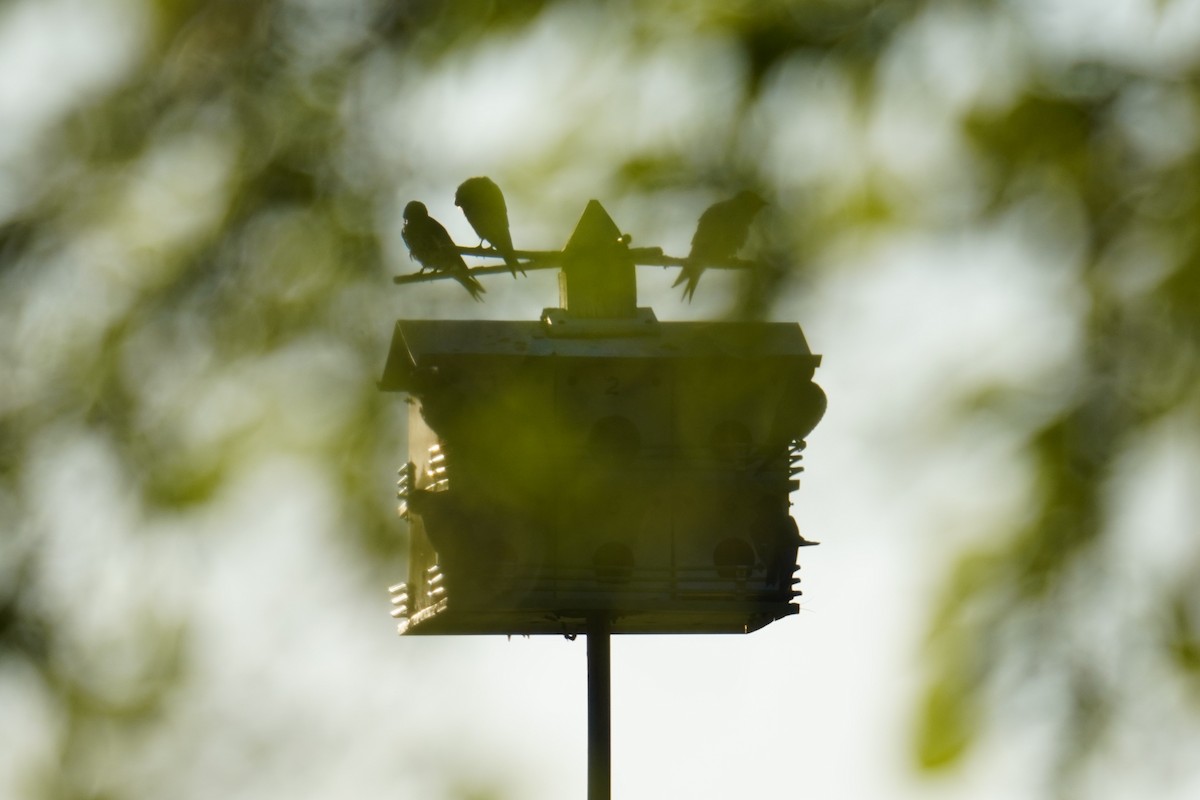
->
721, 0, 925, 95
915, 660, 979, 770
1165, 585, 1200, 688
0, 564, 49, 665
967, 93, 1100, 167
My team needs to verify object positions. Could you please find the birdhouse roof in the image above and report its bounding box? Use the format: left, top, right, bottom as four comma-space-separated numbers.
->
379, 317, 820, 392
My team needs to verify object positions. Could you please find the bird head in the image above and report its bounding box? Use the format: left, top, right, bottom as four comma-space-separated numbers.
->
403, 201, 428, 222
735, 190, 767, 210
454, 176, 496, 208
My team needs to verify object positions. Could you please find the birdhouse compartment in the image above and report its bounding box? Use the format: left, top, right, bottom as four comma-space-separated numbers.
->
382, 315, 825, 636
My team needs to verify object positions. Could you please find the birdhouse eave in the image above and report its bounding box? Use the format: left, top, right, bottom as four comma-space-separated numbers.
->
379, 317, 822, 393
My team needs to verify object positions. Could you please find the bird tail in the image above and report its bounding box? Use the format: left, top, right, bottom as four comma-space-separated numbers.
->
501, 250, 525, 278
458, 274, 486, 302
496, 241, 525, 278
674, 264, 701, 301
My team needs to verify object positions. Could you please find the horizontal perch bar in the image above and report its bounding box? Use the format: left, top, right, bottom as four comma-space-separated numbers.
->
393, 258, 556, 285
393, 246, 756, 285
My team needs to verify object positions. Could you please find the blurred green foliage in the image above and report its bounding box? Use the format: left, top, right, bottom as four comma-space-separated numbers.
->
2, 0, 1199, 798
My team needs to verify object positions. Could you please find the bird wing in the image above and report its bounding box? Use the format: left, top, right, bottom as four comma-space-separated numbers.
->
426, 217, 467, 271
404, 215, 466, 273
459, 178, 513, 252
688, 201, 736, 262
689, 195, 762, 262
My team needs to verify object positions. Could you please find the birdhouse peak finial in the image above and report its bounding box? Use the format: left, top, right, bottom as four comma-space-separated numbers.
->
559, 201, 637, 319
563, 200, 624, 255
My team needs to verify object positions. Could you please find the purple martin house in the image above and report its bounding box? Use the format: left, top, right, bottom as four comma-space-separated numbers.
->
381, 202, 825, 637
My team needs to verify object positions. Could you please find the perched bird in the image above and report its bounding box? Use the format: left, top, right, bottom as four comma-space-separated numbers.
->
769, 378, 827, 446
402, 201, 485, 301
454, 176, 522, 277
673, 189, 766, 302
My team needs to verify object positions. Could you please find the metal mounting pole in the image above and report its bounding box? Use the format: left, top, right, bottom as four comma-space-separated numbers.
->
587, 616, 611, 800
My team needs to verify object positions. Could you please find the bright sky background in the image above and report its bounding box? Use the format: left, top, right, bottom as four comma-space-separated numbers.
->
4, 1, 1200, 798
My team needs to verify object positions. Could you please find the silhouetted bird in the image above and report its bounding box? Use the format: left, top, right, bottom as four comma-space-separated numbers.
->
673, 190, 766, 302
769, 378, 828, 446
402, 201, 485, 301
455, 176, 522, 277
